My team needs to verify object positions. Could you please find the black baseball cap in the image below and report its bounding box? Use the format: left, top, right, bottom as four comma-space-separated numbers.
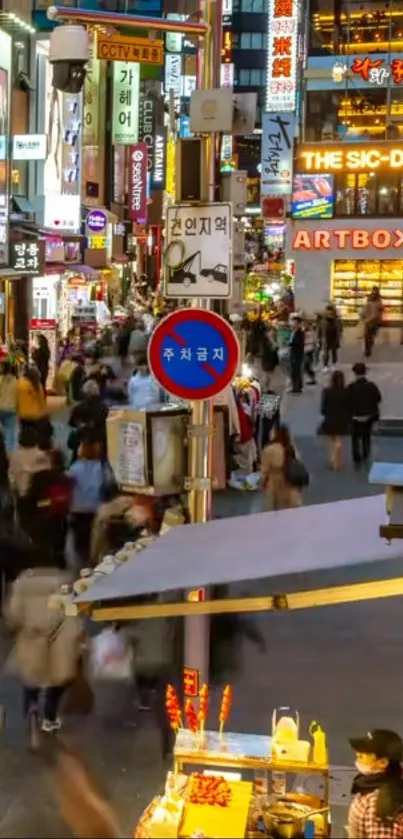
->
349, 729, 403, 761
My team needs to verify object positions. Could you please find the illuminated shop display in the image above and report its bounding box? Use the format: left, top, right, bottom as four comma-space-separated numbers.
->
291, 174, 334, 219
266, 0, 300, 112
332, 259, 403, 322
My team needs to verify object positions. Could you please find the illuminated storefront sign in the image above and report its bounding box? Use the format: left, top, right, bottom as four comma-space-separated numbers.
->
138, 90, 165, 191
44, 194, 81, 231
261, 112, 295, 196
97, 34, 163, 65
298, 146, 403, 173
266, 0, 299, 112
112, 61, 140, 145
83, 54, 100, 146
128, 142, 148, 223
292, 227, 403, 250
351, 56, 403, 85
222, 30, 233, 64
10, 241, 45, 275
220, 63, 234, 87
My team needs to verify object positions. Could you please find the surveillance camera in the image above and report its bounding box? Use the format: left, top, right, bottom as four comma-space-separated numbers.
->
49, 25, 89, 94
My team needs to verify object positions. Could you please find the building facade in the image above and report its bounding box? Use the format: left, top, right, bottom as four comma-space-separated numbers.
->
287, 0, 403, 323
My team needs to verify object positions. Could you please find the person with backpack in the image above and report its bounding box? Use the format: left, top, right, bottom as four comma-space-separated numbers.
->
260, 423, 307, 511
26, 449, 72, 568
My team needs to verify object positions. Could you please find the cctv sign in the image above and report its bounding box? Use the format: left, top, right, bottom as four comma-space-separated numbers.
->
128, 142, 148, 223
13, 134, 47, 161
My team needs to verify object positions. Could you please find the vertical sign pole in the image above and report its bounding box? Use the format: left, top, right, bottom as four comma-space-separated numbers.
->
184, 0, 223, 686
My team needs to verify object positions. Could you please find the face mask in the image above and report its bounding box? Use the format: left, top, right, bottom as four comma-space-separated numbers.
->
355, 760, 380, 775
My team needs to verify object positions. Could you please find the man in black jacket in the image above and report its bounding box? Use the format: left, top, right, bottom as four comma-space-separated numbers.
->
347, 362, 382, 468
289, 316, 305, 393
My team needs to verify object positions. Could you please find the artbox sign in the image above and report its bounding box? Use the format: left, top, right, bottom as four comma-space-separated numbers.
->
266, 0, 300, 112
292, 227, 403, 250
12, 134, 47, 161
261, 112, 295, 196
128, 142, 148, 222
112, 61, 140, 145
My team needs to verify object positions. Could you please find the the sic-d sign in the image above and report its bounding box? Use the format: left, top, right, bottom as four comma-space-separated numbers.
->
292, 227, 403, 250
128, 142, 148, 223
298, 144, 403, 173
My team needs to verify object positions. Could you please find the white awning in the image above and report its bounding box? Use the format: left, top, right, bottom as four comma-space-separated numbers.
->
76, 494, 400, 605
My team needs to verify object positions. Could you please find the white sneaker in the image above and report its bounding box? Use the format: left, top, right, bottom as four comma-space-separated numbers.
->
41, 718, 62, 733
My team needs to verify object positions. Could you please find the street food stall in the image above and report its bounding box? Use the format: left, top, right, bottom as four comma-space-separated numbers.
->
134, 695, 330, 838
74, 492, 403, 838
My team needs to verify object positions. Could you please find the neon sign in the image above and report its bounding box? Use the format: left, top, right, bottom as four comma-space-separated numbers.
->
266, 0, 299, 112
351, 56, 403, 85
292, 228, 403, 250
298, 146, 403, 173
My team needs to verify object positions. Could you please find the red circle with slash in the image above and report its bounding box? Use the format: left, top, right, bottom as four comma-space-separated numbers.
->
148, 308, 240, 400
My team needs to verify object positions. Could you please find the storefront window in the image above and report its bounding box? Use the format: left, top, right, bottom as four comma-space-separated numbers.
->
332, 260, 403, 322
356, 173, 376, 216
304, 89, 390, 143
334, 172, 401, 217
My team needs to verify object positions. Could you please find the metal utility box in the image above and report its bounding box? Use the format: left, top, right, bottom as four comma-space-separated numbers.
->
221, 171, 247, 216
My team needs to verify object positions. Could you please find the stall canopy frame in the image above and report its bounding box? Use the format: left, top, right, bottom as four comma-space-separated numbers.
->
76, 494, 403, 620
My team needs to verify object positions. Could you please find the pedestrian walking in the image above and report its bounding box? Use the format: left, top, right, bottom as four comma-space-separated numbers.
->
5, 561, 83, 737
68, 379, 108, 463
50, 741, 123, 838
32, 333, 50, 392
127, 355, 162, 409
323, 304, 341, 370
289, 316, 305, 393
363, 286, 383, 358
303, 319, 317, 385
320, 370, 350, 471
0, 360, 17, 451
68, 436, 110, 568
9, 424, 50, 499
26, 448, 72, 568
347, 729, 403, 838
16, 366, 47, 432
260, 423, 306, 510
347, 362, 382, 469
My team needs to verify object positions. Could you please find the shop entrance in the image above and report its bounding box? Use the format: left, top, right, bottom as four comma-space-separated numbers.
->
331, 259, 403, 324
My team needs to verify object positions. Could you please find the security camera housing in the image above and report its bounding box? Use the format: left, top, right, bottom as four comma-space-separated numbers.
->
49, 25, 89, 94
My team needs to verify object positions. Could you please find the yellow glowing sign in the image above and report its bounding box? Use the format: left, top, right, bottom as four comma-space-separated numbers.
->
89, 236, 107, 250
298, 145, 403, 173
166, 136, 176, 199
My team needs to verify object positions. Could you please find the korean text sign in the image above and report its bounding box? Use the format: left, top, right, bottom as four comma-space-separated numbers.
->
164, 203, 232, 299
261, 112, 295, 196
128, 142, 148, 222
97, 34, 163, 65
148, 308, 240, 400
10, 241, 45, 275
83, 55, 100, 146
267, 0, 300, 112
112, 62, 140, 146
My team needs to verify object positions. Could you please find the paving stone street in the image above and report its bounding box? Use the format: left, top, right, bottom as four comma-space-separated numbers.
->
1, 348, 403, 837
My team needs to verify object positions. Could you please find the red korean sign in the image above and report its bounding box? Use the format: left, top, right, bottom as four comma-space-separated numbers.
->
267, 0, 299, 112
182, 667, 200, 698
128, 142, 148, 223
351, 56, 403, 85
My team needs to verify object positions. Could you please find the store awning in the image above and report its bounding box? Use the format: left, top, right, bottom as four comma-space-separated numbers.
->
12, 196, 36, 215
76, 494, 402, 608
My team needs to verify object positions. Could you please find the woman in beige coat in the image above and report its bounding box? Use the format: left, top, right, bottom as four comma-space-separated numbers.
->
261, 424, 303, 511
6, 565, 82, 732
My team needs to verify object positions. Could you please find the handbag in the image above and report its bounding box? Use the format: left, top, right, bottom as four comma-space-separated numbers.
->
284, 457, 310, 488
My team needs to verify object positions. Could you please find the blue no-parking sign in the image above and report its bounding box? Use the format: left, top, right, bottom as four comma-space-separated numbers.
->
148, 309, 240, 400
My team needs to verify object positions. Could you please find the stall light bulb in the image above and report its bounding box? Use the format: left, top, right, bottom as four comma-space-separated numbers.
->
242, 363, 252, 378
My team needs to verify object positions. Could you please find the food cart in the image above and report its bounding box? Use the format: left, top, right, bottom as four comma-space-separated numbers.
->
74, 490, 403, 838
134, 716, 330, 838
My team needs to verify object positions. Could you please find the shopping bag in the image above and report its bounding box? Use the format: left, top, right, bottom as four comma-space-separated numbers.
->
90, 628, 134, 681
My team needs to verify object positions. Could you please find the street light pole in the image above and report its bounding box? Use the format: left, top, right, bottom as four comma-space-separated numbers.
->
185, 0, 223, 685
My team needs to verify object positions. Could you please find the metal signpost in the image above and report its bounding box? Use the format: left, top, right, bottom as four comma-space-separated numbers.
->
164, 204, 232, 299
148, 309, 240, 400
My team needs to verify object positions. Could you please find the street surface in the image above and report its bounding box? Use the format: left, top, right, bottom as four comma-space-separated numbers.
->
1, 348, 403, 836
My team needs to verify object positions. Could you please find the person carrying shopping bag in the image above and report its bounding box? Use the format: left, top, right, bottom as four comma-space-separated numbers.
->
5, 559, 83, 740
